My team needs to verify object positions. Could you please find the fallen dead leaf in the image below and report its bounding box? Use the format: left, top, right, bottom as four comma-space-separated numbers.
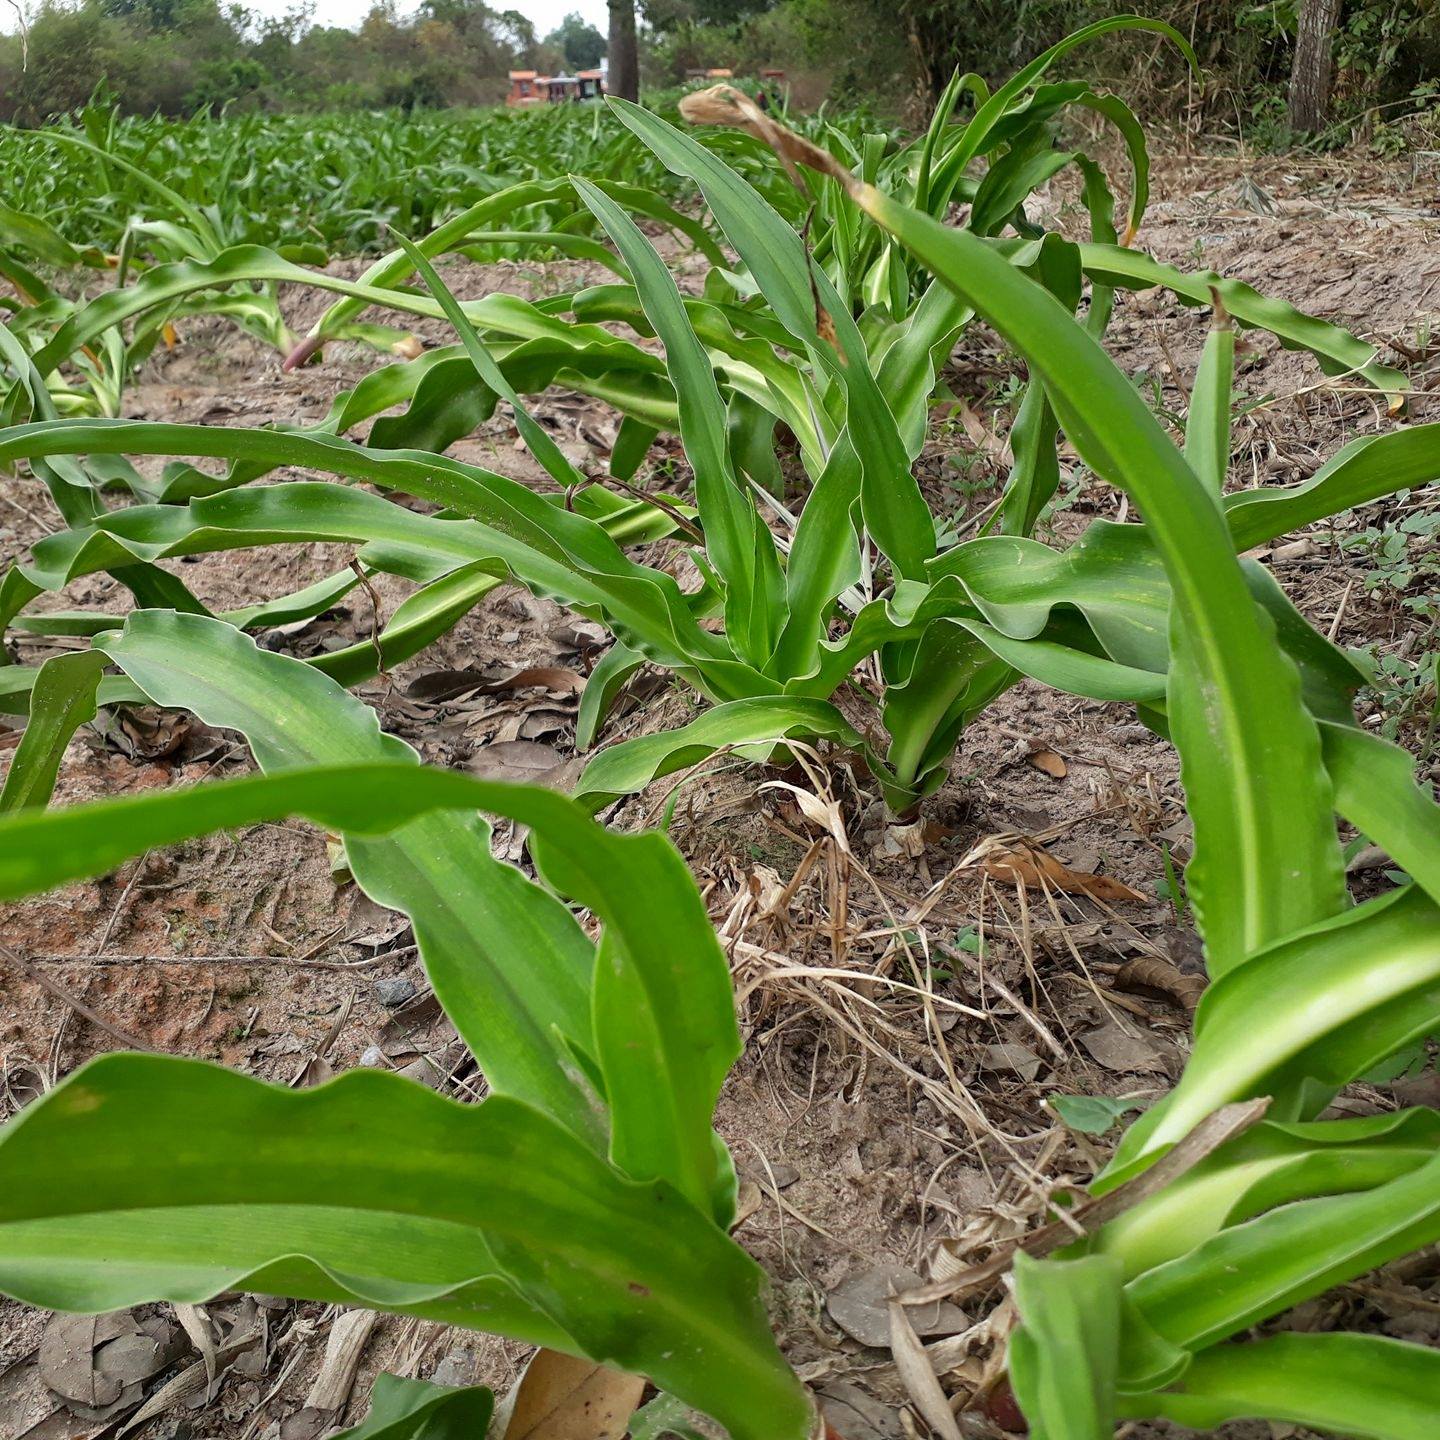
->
827, 1265, 968, 1348
407, 666, 583, 703
964, 836, 1148, 903
1114, 954, 1207, 1012
978, 1042, 1044, 1082
467, 740, 574, 788
887, 1300, 963, 1440
120, 1329, 260, 1437
1025, 746, 1068, 779
732, 1179, 764, 1226
549, 618, 608, 653
98, 707, 194, 761
1080, 1021, 1171, 1075
498, 1349, 645, 1440
817, 1383, 904, 1440
762, 780, 850, 853
172, 1304, 217, 1397
41, 1312, 183, 1416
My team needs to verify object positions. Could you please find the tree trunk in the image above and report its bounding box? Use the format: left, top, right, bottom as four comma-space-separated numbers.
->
607, 0, 639, 103
1288, 0, 1343, 132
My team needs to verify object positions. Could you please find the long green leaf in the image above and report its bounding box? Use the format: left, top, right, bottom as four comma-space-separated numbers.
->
1100, 884, 1440, 1179
0, 425, 755, 699
573, 176, 784, 667
1095, 1109, 1440, 1277
1077, 243, 1406, 399
1321, 721, 1440, 904
576, 696, 863, 812
98, 612, 740, 1217
302, 178, 724, 350
1119, 1333, 1440, 1440
0, 1055, 811, 1440
1124, 1147, 1440, 1356
0, 651, 106, 812
99, 613, 604, 1150
1223, 423, 1440, 551
336, 1374, 493, 1440
611, 98, 935, 581
1009, 1253, 1123, 1440
850, 175, 1346, 976
1184, 308, 1235, 500
926, 16, 1193, 218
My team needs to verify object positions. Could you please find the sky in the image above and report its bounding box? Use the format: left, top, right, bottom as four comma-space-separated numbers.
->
267, 0, 613, 34
3, 0, 612, 36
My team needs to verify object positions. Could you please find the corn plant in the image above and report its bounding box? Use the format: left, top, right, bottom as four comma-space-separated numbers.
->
0, 252, 1422, 818
2, 18, 1389, 476
0, 86, 845, 410
0, 163, 725, 425
799, 128, 1440, 1438
0, 94, 739, 392
0, 57, 1413, 814
0, 609, 816, 1440
0, 96, 818, 260
292, 16, 1398, 493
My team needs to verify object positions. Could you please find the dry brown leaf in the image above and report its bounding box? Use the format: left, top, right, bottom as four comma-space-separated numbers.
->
172, 1303, 217, 1396
304, 1308, 377, 1412
978, 1042, 1043, 1081
827, 1265, 967, 1348
40, 1315, 117, 1407
761, 780, 850, 854
677, 84, 856, 344
1114, 954, 1207, 1011
1080, 1020, 1170, 1075
117, 1330, 260, 1437
101, 706, 193, 760
499, 1349, 645, 1440
816, 1382, 903, 1440
467, 740, 569, 787
887, 1300, 963, 1440
965, 836, 1147, 903
39, 1312, 181, 1415
951, 399, 1008, 460
733, 1178, 764, 1226
407, 666, 583, 703
679, 84, 845, 190
1025, 747, 1068, 778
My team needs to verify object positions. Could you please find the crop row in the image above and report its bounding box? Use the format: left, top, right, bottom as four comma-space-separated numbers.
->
0, 16, 1437, 1439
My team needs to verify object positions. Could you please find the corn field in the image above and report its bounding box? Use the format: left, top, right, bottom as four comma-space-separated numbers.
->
1, 14, 1438, 1440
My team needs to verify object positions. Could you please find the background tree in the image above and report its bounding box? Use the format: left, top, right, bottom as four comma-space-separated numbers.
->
545, 9, 605, 69
1288, 0, 1343, 131
608, 0, 638, 99
1, 0, 1434, 129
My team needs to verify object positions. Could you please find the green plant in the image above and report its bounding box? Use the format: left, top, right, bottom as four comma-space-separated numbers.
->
0, 610, 815, 1440
815, 130, 1440, 1438
0, 27, 1416, 827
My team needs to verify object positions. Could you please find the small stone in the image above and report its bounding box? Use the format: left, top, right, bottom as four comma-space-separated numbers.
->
358, 1045, 387, 1068
373, 977, 418, 1008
